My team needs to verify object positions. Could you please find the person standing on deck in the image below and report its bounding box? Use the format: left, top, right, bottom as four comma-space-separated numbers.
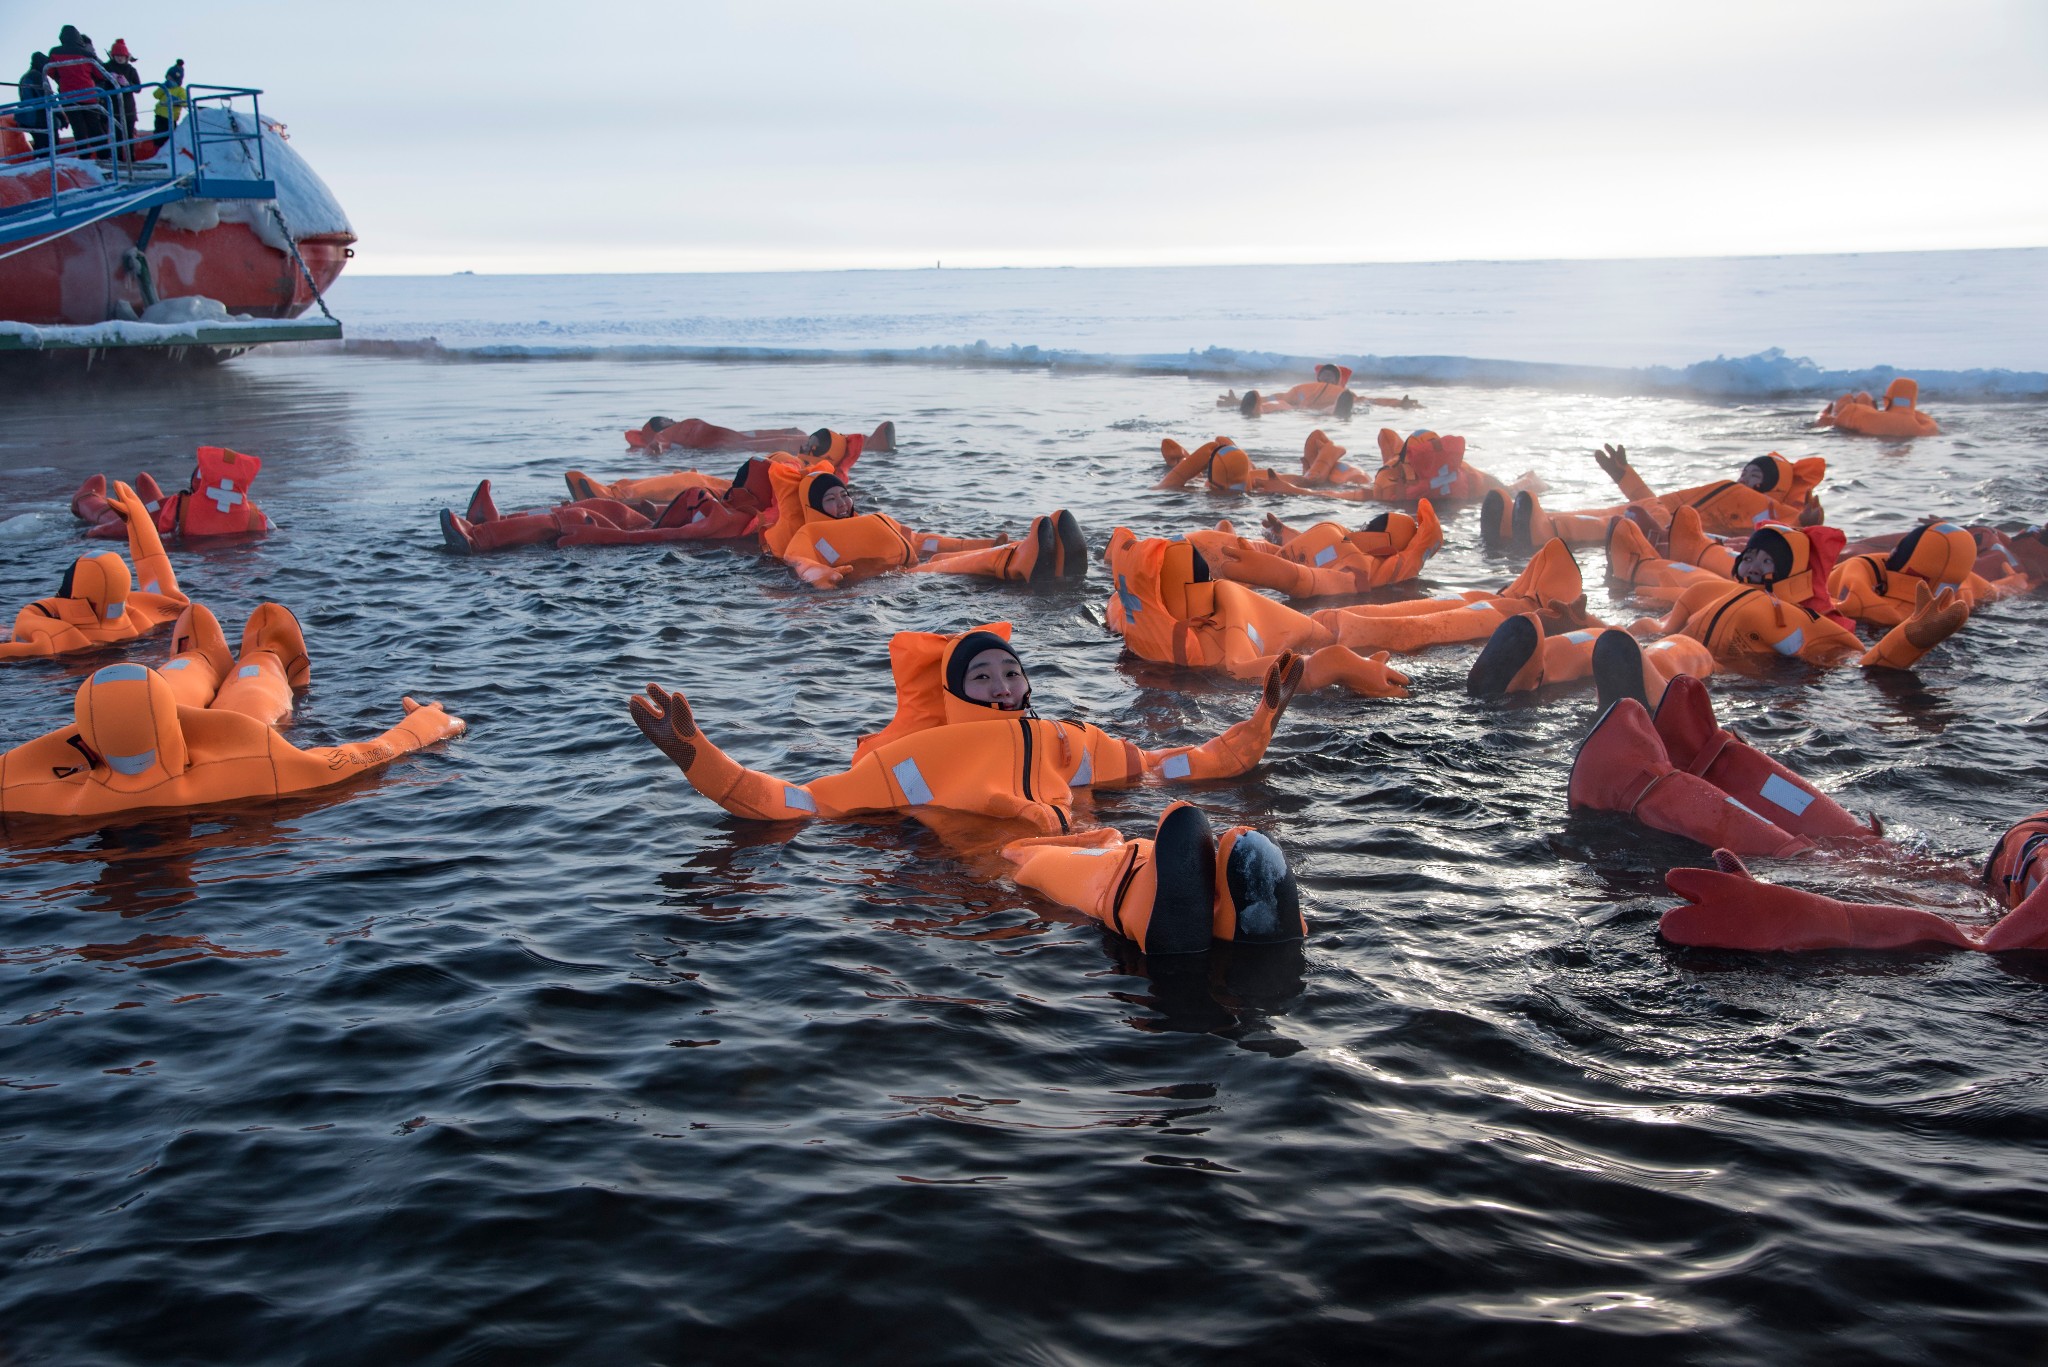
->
103, 38, 141, 160
44, 26, 114, 158
15, 53, 63, 153
153, 60, 187, 140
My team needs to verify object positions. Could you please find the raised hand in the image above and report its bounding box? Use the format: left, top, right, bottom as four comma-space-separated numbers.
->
630, 683, 701, 770
1260, 650, 1306, 722
1592, 443, 1631, 483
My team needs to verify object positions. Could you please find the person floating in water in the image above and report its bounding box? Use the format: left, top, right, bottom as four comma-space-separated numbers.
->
440, 459, 779, 554
1224, 364, 1358, 419
3, 483, 188, 660
627, 624, 1307, 955
1486, 445, 1826, 551
764, 467, 1086, 588
628, 417, 897, 459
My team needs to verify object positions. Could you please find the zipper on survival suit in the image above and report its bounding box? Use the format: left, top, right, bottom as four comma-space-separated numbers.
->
1018, 718, 1068, 832
1699, 587, 1762, 652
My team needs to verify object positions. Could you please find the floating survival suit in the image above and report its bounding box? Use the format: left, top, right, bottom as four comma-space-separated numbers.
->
1815, 377, 1939, 438
768, 467, 1080, 588
1491, 451, 1827, 550
627, 622, 1307, 834
1187, 501, 1441, 599
156, 602, 314, 727
73, 448, 273, 540
3, 483, 188, 660
1003, 802, 1307, 954
1103, 529, 1409, 697
1657, 805, 2048, 954
1235, 365, 1356, 417
1829, 520, 2020, 626
1568, 672, 1880, 854
1625, 522, 1969, 672
0, 663, 462, 830
1309, 536, 1602, 657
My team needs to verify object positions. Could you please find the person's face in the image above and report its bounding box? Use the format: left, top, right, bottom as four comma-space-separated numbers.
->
1735, 547, 1776, 584
1317, 368, 1340, 384
819, 486, 854, 519
1739, 464, 1769, 491
960, 648, 1028, 709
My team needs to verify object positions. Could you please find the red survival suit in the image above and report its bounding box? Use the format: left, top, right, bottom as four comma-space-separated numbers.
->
75, 448, 273, 540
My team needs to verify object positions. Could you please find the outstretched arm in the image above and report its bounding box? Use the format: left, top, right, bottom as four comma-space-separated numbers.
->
271, 698, 464, 792
111, 481, 180, 601
1592, 443, 1657, 503
1134, 652, 1304, 781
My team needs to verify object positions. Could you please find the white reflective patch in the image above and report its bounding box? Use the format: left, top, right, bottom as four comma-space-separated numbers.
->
1313, 546, 1337, 566
238, 665, 262, 678
1771, 629, 1805, 656
143, 581, 160, 594
1671, 564, 1696, 573
1162, 753, 1193, 780
108, 749, 157, 776
1246, 623, 1264, 652
165, 659, 191, 671
1072, 750, 1093, 787
1934, 523, 1960, 534
922, 538, 939, 552
814, 537, 840, 565
1758, 773, 1816, 816
206, 482, 244, 514
1752, 511, 1770, 524
1466, 601, 1494, 611
783, 785, 816, 813
1072, 848, 1113, 856
892, 757, 935, 806
104, 602, 125, 618
1565, 630, 1596, 644
1725, 796, 1764, 819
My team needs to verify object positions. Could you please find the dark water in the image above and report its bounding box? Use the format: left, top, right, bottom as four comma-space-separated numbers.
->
2, 354, 2046, 1365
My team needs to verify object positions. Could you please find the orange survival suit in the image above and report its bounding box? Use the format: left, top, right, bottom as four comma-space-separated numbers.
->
1816, 378, 1939, 438
1186, 502, 1442, 599
767, 468, 1073, 588
1502, 451, 1827, 548
1243, 365, 1354, 415
1627, 523, 1967, 672
1828, 520, 2023, 627
1372, 429, 1522, 503
3, 482, 188, 661
1103, 530, 1409, 697
0, 662, 462, 830
75, 448, 274, 541
627, 622, 1304, 835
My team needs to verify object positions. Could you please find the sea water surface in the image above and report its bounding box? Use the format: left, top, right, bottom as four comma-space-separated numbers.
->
2, 258, 2046, 1364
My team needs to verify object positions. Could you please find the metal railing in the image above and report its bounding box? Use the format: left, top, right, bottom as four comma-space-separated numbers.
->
0, 82, 273, 244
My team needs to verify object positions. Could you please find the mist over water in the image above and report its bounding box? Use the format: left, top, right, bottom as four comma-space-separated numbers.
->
2, 323, 2046, 1362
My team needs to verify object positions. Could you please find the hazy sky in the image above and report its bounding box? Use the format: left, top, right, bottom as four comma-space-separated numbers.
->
9, 1, 2045, 273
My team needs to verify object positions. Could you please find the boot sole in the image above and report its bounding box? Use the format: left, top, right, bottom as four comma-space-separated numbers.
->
1480, 489, 1507, 548
1466, 614, 1539, 697
1591, 628, 1649, 711
1510, 490, 1535, 551
1146, 806, 1218, 956
1224, 830, 1302, 943
439, 508, 474, 555
1054, 510, 1087, 580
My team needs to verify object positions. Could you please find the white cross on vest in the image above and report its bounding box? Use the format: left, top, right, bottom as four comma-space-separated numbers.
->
1430, 466, 1457, 494
207, 479, 245, 514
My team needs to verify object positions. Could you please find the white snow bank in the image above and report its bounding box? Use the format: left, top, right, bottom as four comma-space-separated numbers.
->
1, 313, 328, 348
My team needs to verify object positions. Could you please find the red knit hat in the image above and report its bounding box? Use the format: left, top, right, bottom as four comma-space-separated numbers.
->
110, 39, 132, 59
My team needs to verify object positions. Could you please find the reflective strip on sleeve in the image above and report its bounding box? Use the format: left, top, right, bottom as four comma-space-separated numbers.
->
238, 664, 262, 678
1161, 753, 1192, 780
1314, 546, 1337, 566
1771, 629, 1805, 656
1758, 773, 1816, 816
783, 785, 817, 813
1246, 623, 1264, 652
814, 537, 840, 565
1072, 749, 1093, 787
1565, 629, 1596, 644
892, 757, 935, 806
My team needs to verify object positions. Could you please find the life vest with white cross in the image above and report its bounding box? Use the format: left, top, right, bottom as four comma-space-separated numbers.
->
176, 447, 273, 537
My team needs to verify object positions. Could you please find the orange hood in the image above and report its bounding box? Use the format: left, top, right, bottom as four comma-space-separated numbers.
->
1886, 521, 1978, 588
1104, 528, 1219, 664
73, 663, 189, 790
1747, 523, 1851, 626
1883, 377, 1919, 410
854, 621, 1020, 761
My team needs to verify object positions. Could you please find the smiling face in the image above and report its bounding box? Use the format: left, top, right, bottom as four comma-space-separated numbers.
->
1735, 546, 1777, 584
959, 648, 1029, 710
819, 485, 854, 519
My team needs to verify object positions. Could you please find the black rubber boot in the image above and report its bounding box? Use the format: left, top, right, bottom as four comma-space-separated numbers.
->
1223, 830, 1302, 943
1145, 805, 1219, 957
1053, 509, 1087, 580
1480, 488, 1508, 549
1591, 628, 1650, 712
1466, 614, 1540, 697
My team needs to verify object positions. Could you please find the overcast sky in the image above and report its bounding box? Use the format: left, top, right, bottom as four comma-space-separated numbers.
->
9, 1, 2045, 274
